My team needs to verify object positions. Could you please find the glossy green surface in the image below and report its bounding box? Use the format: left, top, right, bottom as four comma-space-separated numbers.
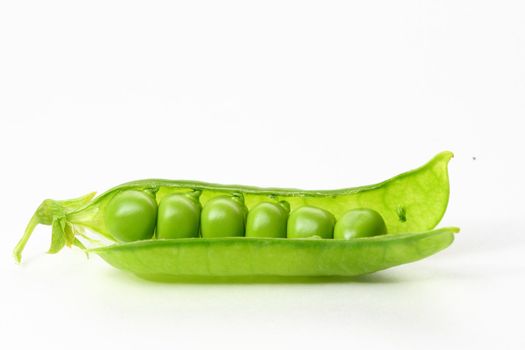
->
287, 206, 335, 239
201, 196, 247, 238
334, 208, 387, 240
104, 190, 157, 242
91, 227, 458, 279
246, 201, 289, 238
157, 193, 201, 239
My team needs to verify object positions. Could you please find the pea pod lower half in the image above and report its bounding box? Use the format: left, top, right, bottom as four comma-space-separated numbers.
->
13, 151, 459, 280
90, 227, 458, 281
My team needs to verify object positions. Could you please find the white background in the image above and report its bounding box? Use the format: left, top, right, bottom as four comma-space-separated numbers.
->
1, 1, 524, 349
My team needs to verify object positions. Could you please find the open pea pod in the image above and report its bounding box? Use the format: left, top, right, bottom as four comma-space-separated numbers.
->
14, 151, 458, 280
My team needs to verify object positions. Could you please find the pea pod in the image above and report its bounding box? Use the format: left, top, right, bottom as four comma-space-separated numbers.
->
13, 151, 458, 279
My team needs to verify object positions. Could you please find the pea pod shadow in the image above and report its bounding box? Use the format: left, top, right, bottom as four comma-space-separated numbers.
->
122, 271, 404, 285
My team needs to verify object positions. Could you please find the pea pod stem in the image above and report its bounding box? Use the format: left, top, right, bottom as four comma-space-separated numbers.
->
13, 213, 40, 263
13, 192, 96, 263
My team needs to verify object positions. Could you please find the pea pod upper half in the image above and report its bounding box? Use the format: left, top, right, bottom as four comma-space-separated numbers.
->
14, 151, 459, 280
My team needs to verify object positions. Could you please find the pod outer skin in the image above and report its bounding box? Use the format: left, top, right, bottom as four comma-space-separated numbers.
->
90, 227, 458, 281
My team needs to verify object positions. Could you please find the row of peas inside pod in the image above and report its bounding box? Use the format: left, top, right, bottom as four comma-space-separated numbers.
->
104, 190, 388, 242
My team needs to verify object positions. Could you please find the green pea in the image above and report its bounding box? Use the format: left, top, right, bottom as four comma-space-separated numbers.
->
201, 195, 247, 238
287, 206, 335, 239
105, 190, 158, 242
157, 192, 201, 239
334, 208, 387, 240
246, 201, 289, 238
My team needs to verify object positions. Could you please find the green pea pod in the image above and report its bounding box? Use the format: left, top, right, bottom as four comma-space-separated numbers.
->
13, 151, 459, 279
